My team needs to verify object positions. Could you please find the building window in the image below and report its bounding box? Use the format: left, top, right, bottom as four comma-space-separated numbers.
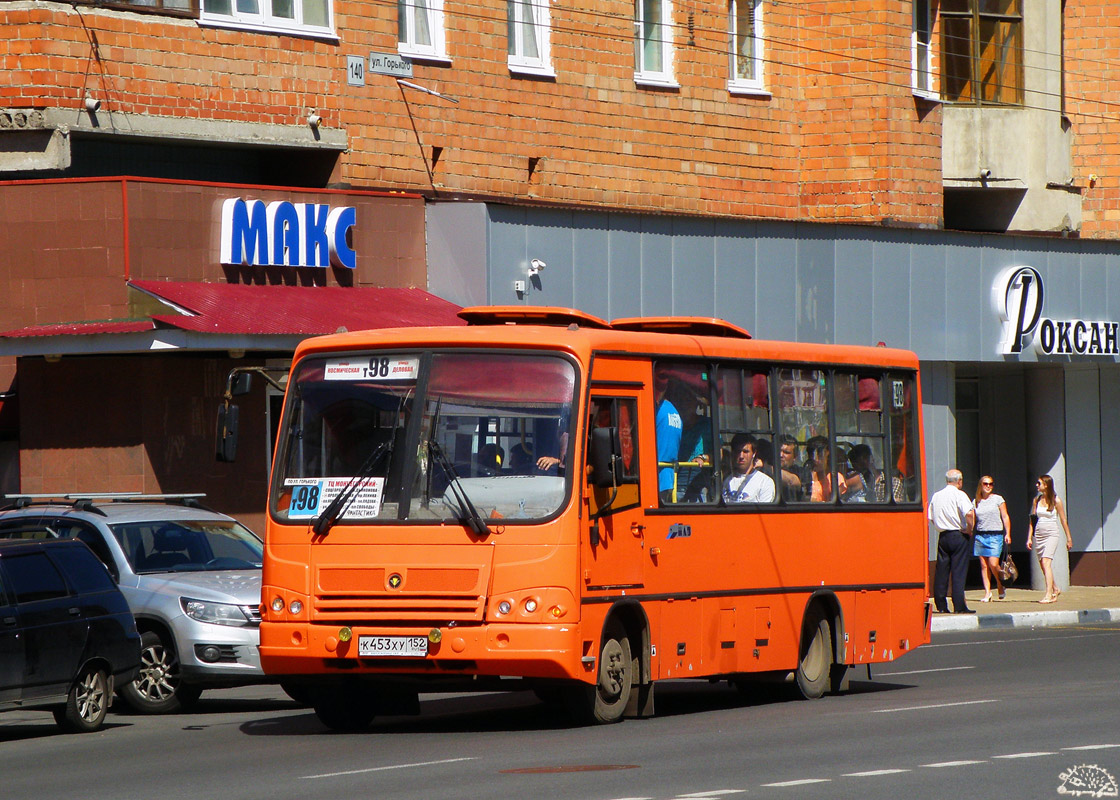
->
201, 0, 331, 36
508, 0, 554, 76
399, 0, 448, 61
912, 0, 935, 97
635, 0, 677, 87
728, 0, 763, 93
940, 0, 1022, 104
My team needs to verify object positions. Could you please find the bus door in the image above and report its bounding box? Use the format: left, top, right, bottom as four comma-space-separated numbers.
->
582, 394, 644, 591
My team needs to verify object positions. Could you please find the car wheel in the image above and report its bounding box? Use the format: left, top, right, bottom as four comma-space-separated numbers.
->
53, 665, 110, 733
119, 631, 202, 714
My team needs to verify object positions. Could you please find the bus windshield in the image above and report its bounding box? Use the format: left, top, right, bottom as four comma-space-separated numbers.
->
271, 350, 577, 525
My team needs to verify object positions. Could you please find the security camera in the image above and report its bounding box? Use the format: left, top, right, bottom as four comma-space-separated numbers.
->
979, 168, 992, 180
307, 112, 321, 129
529, 258, 546, 275
84, 95, 101, 113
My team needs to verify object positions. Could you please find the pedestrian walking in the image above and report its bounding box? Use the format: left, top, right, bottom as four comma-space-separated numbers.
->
1027, 474, 1073, 604
928, 468, 976, 614
973, 475, 1011, 602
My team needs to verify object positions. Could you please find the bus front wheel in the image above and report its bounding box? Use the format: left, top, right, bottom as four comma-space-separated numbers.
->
592, 621, 634, 723
795, 611, 832, 700
569, 620, 634, 724
312, 685, 377, 731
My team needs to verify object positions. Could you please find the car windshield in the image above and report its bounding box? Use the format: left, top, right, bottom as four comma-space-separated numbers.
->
272, 350, 577, 525
109, 520, 263, 573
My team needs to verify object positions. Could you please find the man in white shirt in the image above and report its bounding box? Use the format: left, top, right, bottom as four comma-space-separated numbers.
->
722, 434, 775, 503
927, 468, 977, 614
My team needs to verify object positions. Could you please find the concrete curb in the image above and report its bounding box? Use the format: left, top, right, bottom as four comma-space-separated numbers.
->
932, 607, 1120, 633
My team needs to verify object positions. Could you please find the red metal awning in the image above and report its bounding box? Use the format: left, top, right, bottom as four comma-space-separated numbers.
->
0, 281, 465, 344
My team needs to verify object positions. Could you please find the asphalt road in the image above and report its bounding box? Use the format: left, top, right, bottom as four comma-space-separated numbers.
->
2, 623, 1118, 800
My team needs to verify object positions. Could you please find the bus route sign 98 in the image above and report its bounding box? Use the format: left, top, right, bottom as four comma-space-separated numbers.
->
284, 477, 384, 519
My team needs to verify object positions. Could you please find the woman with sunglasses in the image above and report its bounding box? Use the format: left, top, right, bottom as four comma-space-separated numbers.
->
1028, 474, 1074, 603
973, 476, 1011, 601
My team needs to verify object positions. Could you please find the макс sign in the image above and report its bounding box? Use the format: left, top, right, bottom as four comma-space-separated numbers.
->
220, 198, 357, 269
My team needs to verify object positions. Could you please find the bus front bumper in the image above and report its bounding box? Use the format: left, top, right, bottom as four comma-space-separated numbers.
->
260, 621, 587, 681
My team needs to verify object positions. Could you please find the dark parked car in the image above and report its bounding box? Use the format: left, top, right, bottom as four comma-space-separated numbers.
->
0, 538, 141, 732
0, 494, 264, 713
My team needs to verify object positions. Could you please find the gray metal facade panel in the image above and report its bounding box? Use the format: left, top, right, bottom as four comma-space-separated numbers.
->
607, 220, 643, 320
794, 230, 836, 344
487, 206, 529, 305
572, 215, 612, 320
754, 230, 798, 342
639, 217, 674, 316
712, 221, 757, 332
833, 235, 875, 348
871, 239, 913, 354
528, 208, 580, 310
1073, 247, 1108, 320
462, 205, 1120, 363
909, 242, 947, 359
670, 217, 717, 318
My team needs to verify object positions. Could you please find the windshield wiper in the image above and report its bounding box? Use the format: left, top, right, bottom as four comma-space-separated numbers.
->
311, 438, 392, 537
428, 437, 492, 537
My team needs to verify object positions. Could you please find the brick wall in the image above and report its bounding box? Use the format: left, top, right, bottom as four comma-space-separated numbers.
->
1065, 0, 1120, 238
2, 0, 944, 226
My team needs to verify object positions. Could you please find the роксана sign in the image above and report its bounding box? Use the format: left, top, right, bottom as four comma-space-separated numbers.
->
220, 198, 356, 269
995, 266, 1119, 356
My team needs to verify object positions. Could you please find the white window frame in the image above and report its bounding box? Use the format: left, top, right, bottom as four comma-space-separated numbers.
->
727, 0, 766, 95
508, 0, 554, 77
912, 0, 938, 99
398, 0, 449, 63
199, 0, 336, 39
635, 0, 678, 88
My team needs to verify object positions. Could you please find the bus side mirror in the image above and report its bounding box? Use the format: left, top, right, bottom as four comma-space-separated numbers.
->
216, 402, 240, 462
589, 427, 621, 489
230, 372, 252, 396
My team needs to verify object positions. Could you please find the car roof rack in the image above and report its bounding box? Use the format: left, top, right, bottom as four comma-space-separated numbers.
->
0, 493, 209, 515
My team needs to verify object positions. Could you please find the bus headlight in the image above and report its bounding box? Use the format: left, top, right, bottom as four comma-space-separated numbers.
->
497, 600, 512, 615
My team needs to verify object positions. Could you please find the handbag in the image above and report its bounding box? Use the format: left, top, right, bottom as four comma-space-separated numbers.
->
998, 543, 1019, 584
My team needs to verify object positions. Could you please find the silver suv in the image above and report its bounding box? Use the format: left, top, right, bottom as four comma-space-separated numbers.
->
0, 494, 263, 713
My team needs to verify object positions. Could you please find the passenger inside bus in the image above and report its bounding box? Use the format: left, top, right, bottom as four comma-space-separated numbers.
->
806, 435, 848, 502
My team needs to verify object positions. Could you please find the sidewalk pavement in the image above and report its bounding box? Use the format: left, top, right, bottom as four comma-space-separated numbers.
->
931, 585, 1120, 633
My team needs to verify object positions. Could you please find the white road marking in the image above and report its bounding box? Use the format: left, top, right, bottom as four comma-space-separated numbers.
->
921, 760, 986, 768
675, 792, 747, 798
993, 752, 1057, 759
872, 699, 998, 713
760, 778, 830, 786
301, 756, 476, 779
842, 769, 911, 777
1063, 743, 1120, 750
876, 665, 975, 676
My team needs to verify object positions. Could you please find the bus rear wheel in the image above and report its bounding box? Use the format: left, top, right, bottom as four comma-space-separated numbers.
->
795, 611, 832, 700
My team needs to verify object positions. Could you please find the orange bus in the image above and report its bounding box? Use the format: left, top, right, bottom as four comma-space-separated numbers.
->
247, 306, 931, 729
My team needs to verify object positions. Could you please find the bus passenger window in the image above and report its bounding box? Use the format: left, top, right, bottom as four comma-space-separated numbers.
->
835, 374, 892, 504
654, 364, 714, 505
716, 365, 776, 505
778, 369, 833, 503
888, 374, 920, 503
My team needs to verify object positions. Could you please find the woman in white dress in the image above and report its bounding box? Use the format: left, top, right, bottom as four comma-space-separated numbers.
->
1027, 474, 1074, 604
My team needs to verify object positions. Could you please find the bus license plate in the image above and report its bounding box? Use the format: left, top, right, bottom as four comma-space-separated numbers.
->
357, 636, 429, 657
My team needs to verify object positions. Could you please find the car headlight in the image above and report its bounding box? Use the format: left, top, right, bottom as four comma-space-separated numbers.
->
180, 597, 250, 627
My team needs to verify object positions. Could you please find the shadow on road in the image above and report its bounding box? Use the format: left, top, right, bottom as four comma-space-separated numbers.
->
238, 676, 917, 736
